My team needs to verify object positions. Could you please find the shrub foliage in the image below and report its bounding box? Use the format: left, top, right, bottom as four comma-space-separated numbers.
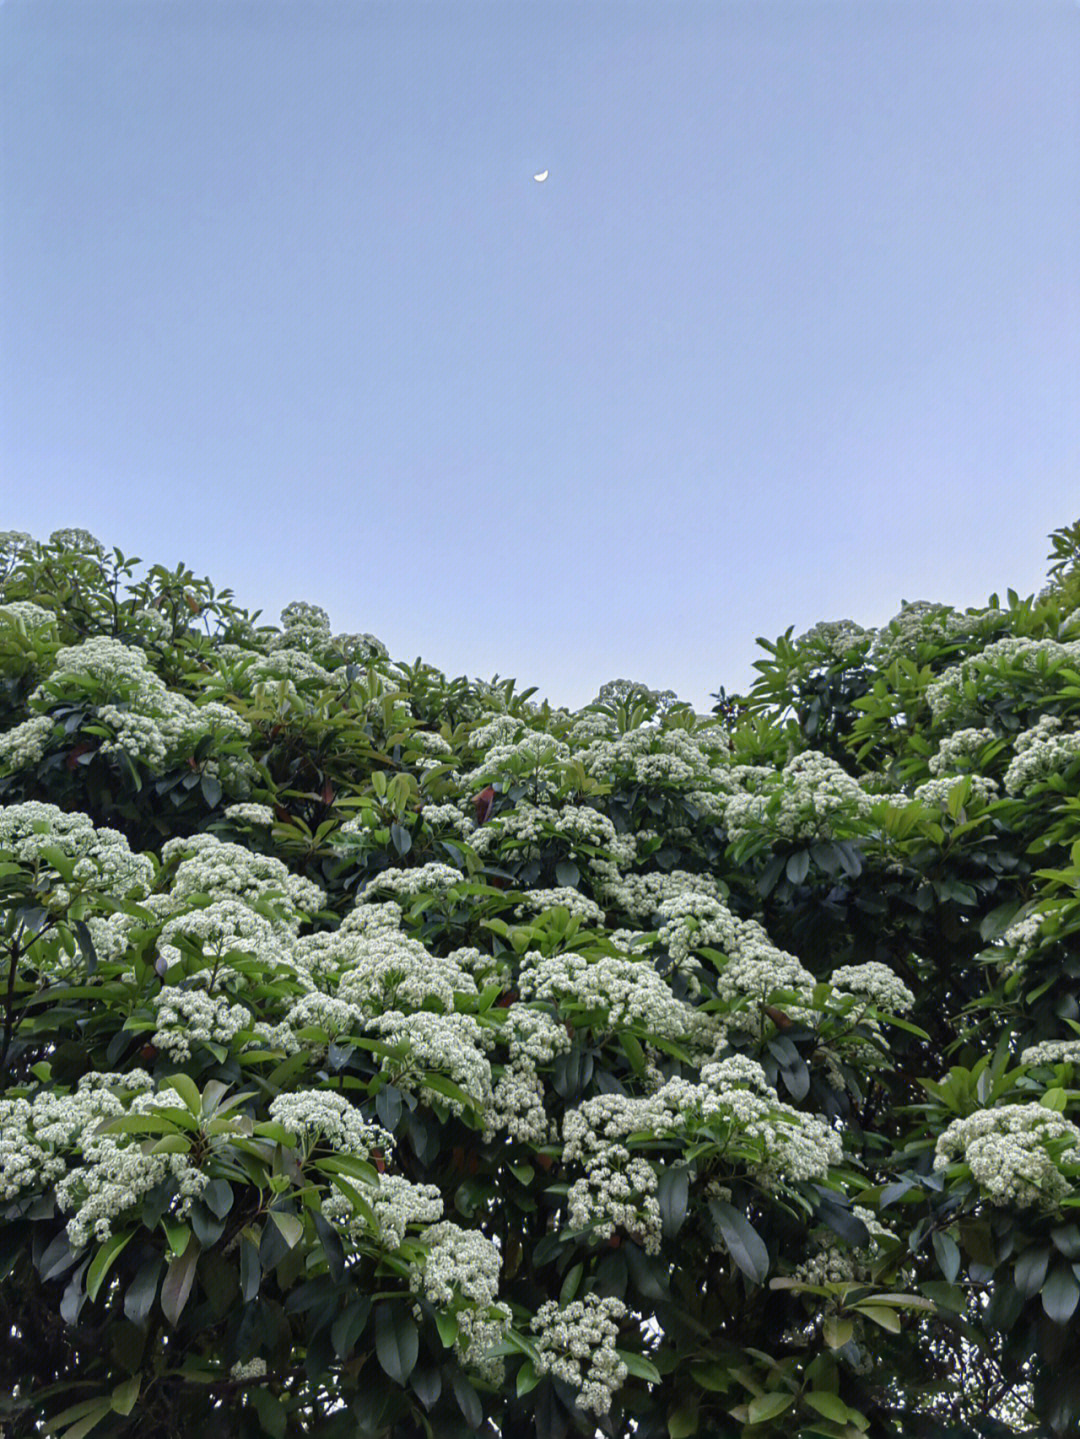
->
3, 524, 1080, 1438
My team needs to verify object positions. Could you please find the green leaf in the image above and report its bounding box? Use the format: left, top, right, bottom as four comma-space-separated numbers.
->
823, 1315, 853, 1350
1043, 1262, 1080, 1324
855, 1303, 901, 1333
619, 1350, 662, 1385
249, 1388, 285, 1439
658, 1166, 690, 1240
268, 1210, 305, 1249
709, 1200, 770, 1285
931, 1231, 961, 1284
434, 1310, 459, 1348
786, 850, 810, 885
163, 1073, 201, 1116
667, 1405, 700, 1438
516, 1359, 541, 1397
1015, 1245, 1050, 1299
86, 1230, 133, 1303
374, 1303, 418, 1385
747, 1392, 794, 1423
804, 1391, 850, 1423
161, 1239, 201, 1327
555, 860, 580, 888
124, 1257, 162, 1327
111, 1376, 141, 1416
240, 1237, 260, 1301
43, 1397, 114, 1439
202, 1179, 234, 1219
451, 1372, 483, 1428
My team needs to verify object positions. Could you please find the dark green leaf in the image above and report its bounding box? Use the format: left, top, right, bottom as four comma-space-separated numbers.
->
410, 1367, 442, 1410
313, 1211, 346, 1283
240, 1237, 260, 1302
202, 1179, 234, 1219
786, 850, 810, 885
375, 1303, 418, 1385
161, 1240, 201, 1327
1014, 1245, 1050, 1299
249, 1388, 286, 1439
451, 1371, 483, 1428
657, 1166, 690, 1240
1043, 1262, 1080, 1324
931, 1231, 961, 1284
124, 1256, 162, 1327
709, 1200, 769, 1285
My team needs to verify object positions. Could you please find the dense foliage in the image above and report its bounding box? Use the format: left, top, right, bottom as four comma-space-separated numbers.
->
3, 523, 1080, 1439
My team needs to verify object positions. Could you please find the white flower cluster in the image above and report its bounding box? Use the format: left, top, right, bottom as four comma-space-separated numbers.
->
156, 898, 298, 982
1, 1086, 118, 1201
531, 1294, 628, 1416
24, 638, 250, 773
285, 991, 365, 1038
789, 1207, 897, 1290
466, 714, 529, 751
246, 649, 334, 688
160, 834, 325, 927
1020, 1039, 1080, 1067
562, 1057, 841, 1185
488, 1005, 570, 1144
419, 803, 476, 838
151, 987, 252, 1060
411, 1221, 512, 1379
325, 631, 387, 662
913, 774, 1000, 809
468, 802, 619, 859
594, 867, 719, 927
1000, 912, 1044, 963
790, 620, 872, 674
829, 962, 915, 1015
594, 678, 680, 714
356, 861, 466, 900
567, 1146, 662, 1253
512, 887, 605, 925
934, 1103, 1080, 1208
926, 635, 1080, 725
54, 1087, 209, 1247
871, 601, 1003, 669
229, 1358, 268, 1381
0, 801, 154, 906
268, 1090, 393, 1159
0, 600, 55, 632
270, 601, 331, 648
368, 1011, 494, 1116
1003, 714, 1080, 796
711, 927, 818, 1032
928, 727, 998, 775
336, 932, 477, 1014
462, 731, 571, 797
0, 714, 57, 771
572, 721, 720, 789
320, 1173, 444, 1250
224, 803, 276, 826
50, 527, 104, 555
723, 751, 877, 842
517, 948, 713, 1047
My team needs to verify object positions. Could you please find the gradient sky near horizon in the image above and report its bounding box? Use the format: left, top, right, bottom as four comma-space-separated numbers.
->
2, 0, 1078, 713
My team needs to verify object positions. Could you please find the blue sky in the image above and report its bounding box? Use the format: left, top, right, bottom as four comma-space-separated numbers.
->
2, 0, 1078, 713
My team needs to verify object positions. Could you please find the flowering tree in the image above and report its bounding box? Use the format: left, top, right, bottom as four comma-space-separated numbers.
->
2, 524, 1080, 1438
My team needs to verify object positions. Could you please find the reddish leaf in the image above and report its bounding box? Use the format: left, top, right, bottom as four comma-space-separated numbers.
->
472, 785, 496, 825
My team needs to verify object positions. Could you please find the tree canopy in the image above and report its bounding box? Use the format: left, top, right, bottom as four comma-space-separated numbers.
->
3, 522, 1080, 1439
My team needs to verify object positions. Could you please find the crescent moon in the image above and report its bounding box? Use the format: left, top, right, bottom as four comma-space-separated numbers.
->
533, 170, 548, 182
